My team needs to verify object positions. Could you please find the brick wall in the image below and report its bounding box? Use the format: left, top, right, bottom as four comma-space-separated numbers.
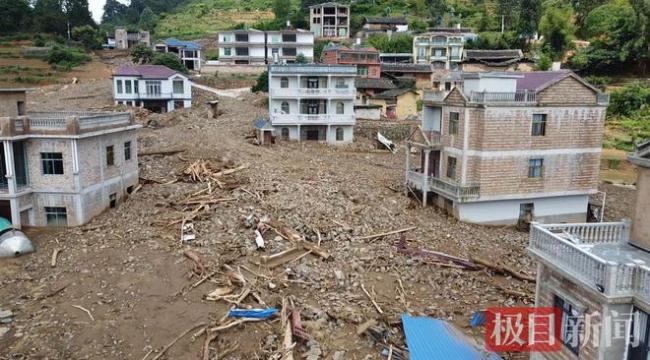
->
78, 130, 139, 188
26, 139, 76, 192
537, 77, 598, 105
536, 264, 604, 360
0, 92, 26, 117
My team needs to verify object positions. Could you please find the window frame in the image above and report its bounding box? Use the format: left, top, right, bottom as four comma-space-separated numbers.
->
106, 145, 115, 166
335, 127, 344, 141
532, 114, 547, 136
116, 79, 123, 94
446, 156, 457, 179
336, 102, 345, 114
45, 206, 67, 227
172, 80, 184, 94
125, 80, 132, 94
41, 152, 64, 175
528, 158, 544, 178
629, 307, 650, 360
280, 77, 289, 88
449, 112, 459, 135
281, 101, 290, 114
554, 295, 582, 356
281, 127, 289, 140
124, 141, 132, 161
224, 47, 232, 56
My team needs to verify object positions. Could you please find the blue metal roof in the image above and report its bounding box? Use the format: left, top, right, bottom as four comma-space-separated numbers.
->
402, 314, 502, 360
164, 38, 201, 51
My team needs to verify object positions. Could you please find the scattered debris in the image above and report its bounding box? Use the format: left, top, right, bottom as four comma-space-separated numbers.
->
290, 309, 312, 342
228, 307, 278, 319
50, 248, 61, 267
397, 235, 480, 269
70, 305, 95, 322
471, 255, 536, 282
183, 250, 206, 277
377, 132, 398, 153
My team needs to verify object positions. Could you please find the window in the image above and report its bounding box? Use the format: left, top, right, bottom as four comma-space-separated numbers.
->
336, 102, 344, 114
106, 145, 115, 166
528, 158, 544, 178
281, 127, 289, 140
336, 78, 347, 88
280, 77, 289, 88
281, 101, 290, 113
125, 80, 132, 94
271, 48, 279, 57
109, 193, 117, 208
629, 307, 650, 360
116, 80, 123, 94
357, 66, 368, 76
224, 47, 232, 56
145, 81, 161, 95
307, 78, 319, 88
173, 80, 184, 94
17, 101, 25, 116
283, 48, 297, 56
41, 153, 63, 175
222, 35, 233, 42
446, 156, 457, 179
234, 34, 248, 42
124, 141, 132, 161
235, 47, 249, 56
554, 296, 582, 355
336, 127, 343, 141
45, 207, 67, 227
282, 34, 296, 42
445, 82, 452, 91
449, 112, 459, 135
133, 80, 138, 93
532, 114, 547, 136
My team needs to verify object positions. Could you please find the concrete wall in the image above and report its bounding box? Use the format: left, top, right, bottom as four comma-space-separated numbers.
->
326, 124, 353, 144
396, 92, 418, 119
631, 166, 650, 250
0, 91, 26, 117
457, 194, 588, 225
354, 107, 381, 120
26, 138, 76, 193
422, 106, 441, 131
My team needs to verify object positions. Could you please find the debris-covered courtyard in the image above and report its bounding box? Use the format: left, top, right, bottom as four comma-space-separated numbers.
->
0, 78, 636, 359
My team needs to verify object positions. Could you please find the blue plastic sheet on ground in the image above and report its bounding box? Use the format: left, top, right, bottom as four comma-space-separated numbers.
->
402, 314, 502, 360
228, 307, 278, 319
470, 311, 487, 327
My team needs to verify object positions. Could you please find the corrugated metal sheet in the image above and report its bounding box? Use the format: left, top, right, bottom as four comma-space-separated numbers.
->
402, 314, 502, 360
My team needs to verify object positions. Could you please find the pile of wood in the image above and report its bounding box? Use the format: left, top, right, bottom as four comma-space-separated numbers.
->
182, 159, 249, 186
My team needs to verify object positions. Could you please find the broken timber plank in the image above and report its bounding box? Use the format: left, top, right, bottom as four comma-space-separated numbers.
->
355, 226, 417, 241
261, 247, 310, 269
139, 148, 185, 156
471, 256, 536, 282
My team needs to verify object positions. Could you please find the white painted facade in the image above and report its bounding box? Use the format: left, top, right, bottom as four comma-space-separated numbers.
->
218, 30, 314, 64
268, 64, 357, 145
112, 73, 192, 112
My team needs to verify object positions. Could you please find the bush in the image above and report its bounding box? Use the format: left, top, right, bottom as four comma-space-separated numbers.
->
151, 53, 188, 73
251, 70, 268, 93
72, 25, 102, 50
584, 76, 611, 91
47, 45, 90, 68
536, 52, 552, 71
131, 44, 155, 64
608, 84, 650, 117
465, 31, 523, 50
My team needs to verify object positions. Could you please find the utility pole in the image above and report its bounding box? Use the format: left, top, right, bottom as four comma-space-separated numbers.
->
501, 15, 505, 34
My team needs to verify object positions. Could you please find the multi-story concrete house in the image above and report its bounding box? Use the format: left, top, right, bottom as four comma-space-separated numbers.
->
112, 65, 192, 113
154, 38, 202, 71
405, 71, 609, 225
309, 2, 350, 39
412, 27, 476, 70
527, 141, 650, 360
321, 43, 380, 78
268, 64, 357, 144
0, 89, 140, 228
114, 27, 150, 50
217, 29, 314, 64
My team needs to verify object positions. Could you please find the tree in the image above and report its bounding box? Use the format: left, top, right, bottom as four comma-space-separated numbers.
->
273, 0, 292, 22
64, 0, 95, 29
72, 25, 101, 49
539, 6, 575, 60
0, 0, 31, 33
251, 70, 268, 93
138, 7, 156, 31
536, 52, 552, 70
102, 0, 128, 24
570, 0, 607, 27
33, 0, 67, 35
151, 53, 188, 73
518, 0, 542, 38
497, 0, 521, 31
631, 0, 650, 72
367, 34, 413, 53
131, 44, 155, 64
295, 53, 308, 63
427, 0, 447, 26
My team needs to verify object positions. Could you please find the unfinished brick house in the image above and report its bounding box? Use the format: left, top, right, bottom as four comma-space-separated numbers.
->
405, 71, 609, 225
527, 141, 650, 360
0, 89, 140, 228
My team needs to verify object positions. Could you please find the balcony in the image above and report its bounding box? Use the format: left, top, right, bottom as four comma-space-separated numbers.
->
406, 170, 480, 202
270, 87, 356, 98
115, 92, 190, 100
430, 54, 447, 61
469, 90, 537, 104
529, 222, 650, 303
270, 114, 355, 125
1, 111, 135, 137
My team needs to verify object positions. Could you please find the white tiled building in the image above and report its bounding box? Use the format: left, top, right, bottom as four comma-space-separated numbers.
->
217, 29, 314, 64
112, 65, 192, 113
268, 64, 357, 144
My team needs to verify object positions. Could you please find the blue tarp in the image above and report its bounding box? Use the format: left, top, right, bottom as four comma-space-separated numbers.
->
164, 38, 201, 51
228, 307, 278, 319
402, 314, 502, 360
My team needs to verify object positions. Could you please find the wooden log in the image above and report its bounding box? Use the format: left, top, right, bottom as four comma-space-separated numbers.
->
355, 226, 417, 241
471, 256, 536, 282
139, 148, 185, 156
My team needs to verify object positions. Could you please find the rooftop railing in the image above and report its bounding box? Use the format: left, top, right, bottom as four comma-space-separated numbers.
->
529, 222, 650, 302
469, 90, 537, 104
269, 65, 357, 74
1, 111, 134, 136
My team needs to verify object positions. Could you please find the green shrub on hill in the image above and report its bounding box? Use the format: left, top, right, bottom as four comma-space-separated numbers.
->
47, 45, 90, 69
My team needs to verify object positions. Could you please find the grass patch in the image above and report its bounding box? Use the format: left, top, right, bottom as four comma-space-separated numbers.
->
0, 65, 31, 74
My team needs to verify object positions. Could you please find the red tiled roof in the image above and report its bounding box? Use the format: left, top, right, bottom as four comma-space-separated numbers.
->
516, 71, 568, 91
113, 65, 180, 79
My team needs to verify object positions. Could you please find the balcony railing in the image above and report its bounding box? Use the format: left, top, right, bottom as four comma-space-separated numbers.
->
3, 111, 135, 136
406, 170, 480, 202
115, 92, 189, 100
271, 88, 356, 97
529, 222, 650, 301
469, 90, 537, 104
270, 114, 355, 124
269, 65, 357, 74
423, 91, 447, 102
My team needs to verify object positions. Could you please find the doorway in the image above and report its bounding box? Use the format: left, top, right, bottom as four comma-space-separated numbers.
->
518, 203, 535, 231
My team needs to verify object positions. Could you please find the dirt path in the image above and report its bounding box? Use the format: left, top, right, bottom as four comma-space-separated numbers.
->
191, 83, 251, 98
